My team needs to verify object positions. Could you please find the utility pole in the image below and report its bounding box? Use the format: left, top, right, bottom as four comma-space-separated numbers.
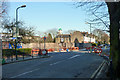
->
15, 5, 26, 60
85, 22, 92, 53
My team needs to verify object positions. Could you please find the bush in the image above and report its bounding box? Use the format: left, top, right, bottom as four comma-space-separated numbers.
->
17, 48, 32, 55
2, 49, 16, 57
2, 48, 32, 57
92, 43, 97, 46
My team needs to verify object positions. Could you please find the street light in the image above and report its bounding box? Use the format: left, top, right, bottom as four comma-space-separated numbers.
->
85, 22, 92, 53
85, 22, 92, 43
15, 5, 26, 60
16, 5, 26, 26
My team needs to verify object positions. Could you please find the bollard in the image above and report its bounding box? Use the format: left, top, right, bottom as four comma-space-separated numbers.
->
2, 58, 5, 64
23, 53, 24, 60
11, 55, 13, 61
90, 47, 92, 53
99, 52, 101, 56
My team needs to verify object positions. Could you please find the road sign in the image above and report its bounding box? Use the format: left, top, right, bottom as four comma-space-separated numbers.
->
9, 37, 17, 40
43, 37, 46, 40
61, 38, 64, 42
42, 50, 46, 55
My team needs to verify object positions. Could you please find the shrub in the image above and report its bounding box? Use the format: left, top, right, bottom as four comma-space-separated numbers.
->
17, 48, 32, 55
2, 48, 32, 57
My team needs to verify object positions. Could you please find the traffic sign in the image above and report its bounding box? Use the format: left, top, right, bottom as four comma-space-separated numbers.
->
43, 37, 46, 40
42, 50, 46, 55
9, 37, 17, 40
61, 38, 64, 42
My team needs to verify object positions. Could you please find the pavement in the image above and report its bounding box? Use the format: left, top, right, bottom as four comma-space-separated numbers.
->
3, 55, 50, 64
2, 51, 110, 79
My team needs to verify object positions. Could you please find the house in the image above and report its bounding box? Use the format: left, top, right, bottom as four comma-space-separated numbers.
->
0, 33, 23, 49
55, 30, 84, 48
82, 32, 96, 43
0, 33, 12, 49
55, 28, 102, 49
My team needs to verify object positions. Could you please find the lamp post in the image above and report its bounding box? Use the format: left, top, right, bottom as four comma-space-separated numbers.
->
85, 22, 92, 53
15, 5, 26, 60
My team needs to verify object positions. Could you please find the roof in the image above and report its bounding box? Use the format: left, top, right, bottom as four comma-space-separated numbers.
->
56, 34, 71, 38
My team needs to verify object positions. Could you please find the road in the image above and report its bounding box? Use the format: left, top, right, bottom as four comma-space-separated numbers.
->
2, 52, 105, 78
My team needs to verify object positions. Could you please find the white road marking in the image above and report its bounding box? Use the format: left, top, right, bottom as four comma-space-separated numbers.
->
90, 60, 105, 78
10, 54, 81, 77
10, 68, 40, 78
95, 61, 106, 78
10, 59, 50, 78
50, 60, 64, 66
50, 55, 80, 66
68, 55, 80, 59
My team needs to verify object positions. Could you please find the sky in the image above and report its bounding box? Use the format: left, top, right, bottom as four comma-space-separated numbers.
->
6, 2, 108, 35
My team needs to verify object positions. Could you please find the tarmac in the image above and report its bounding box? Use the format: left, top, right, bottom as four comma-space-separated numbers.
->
2, 48, 111, 79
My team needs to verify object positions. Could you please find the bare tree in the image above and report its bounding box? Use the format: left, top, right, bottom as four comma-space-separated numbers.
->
46, 33, 53, 43
74, 0, 120, 78
2, 20, 35, 44
0, 1, 8, 18
93, 28, 109, 43
93, 29, 104, 39
66, 30, 76, 34
47, 28, 57, 38
0, 0, 10, 32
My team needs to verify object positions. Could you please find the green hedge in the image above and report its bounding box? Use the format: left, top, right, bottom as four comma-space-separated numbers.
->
2, 48, 32, 57
92, 43, 97, 46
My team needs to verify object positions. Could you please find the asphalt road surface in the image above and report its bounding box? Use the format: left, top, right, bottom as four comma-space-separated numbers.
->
2, 52, 104, 78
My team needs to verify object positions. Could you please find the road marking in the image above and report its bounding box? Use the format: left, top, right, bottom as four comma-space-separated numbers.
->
50, 60, 64, 66
68, 55, 80, 59
10, 68, 40, 78
95, 61, 106, 78
90, 60, 105, 79
50, 55, 80, 66
10, 59, 50, 78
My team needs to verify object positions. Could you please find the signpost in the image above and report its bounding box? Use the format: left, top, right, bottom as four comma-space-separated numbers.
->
43, 36, 46, 50
61, 38, 64, 42
42, 36, 47, 55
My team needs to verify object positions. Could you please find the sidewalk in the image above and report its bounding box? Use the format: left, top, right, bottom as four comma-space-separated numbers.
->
2, 55, 50, 65
74, 48, 111, 79
94, 60, 111, 79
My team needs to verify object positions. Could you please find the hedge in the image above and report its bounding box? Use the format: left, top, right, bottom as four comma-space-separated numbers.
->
2, 48, 32, 57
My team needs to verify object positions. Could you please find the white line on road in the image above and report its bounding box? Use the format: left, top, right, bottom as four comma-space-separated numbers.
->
10, 55, 81, 77
10, 68, 40, 78
95, 61, 106, 78
50, 60, 64, 66
68, 55, 80, 59
50, 55, 80, 66
90, 60, 105, 79
10, 59, 50, 78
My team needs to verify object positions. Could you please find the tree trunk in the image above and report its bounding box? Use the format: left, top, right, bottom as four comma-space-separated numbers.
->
106, 2, 120, 78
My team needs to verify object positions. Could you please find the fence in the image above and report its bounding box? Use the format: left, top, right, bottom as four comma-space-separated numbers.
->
2, 48, 49, 64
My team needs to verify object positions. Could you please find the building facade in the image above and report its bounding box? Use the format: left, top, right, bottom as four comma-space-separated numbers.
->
56, 30, 85, 48
55, 29, 100, 48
